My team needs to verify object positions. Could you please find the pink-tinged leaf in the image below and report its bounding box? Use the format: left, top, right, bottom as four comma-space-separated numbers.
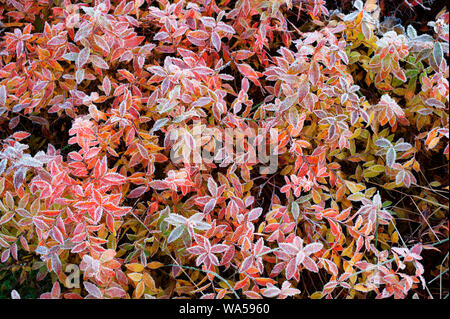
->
302, 256, 319, 272
247, 208, 263, 222
233, 50, 254, 60
40, 292, 52, 299
322, 259, 338, 276
211, 31, 221, 51
186, 246, 204, 255
285, 259, 297, 280
136, 143, 149, 159
16, 41, 23, 57
203, 198, 217, 214
192, 97, 213, 108
83, 281, 103, 299
102, 76, 111, 96
90, 55, 109, 69
20, 236, 29, 251
1, 248, 10, 263
124, 36, 145, 48
9, 116, 20, 130
207, 177, 218, 197
279, 242, 297, 255
94, 157, 107, 179
32, 217, 49, 231
185, 131, 195, 150
221, 245, 235, 265
11, 290, 20, 299
74, 201, 97, 210
0, 212, 14, 225
93, 35, 110, 54
128, 186, 148, 198
411, 244, 422, 256
308, 61, 320, 86
303, 242, 323, 255
102, 173, 126, 185
425, 98, 445, 109
261, 286, 280, 298
84, 147, 101, 159
211, 244, 228, 254
76, 47, 90, 69
154, 31, 169, 41
76, 69, 84, 84
216, 22, 235, 34
239, 256, 253, 273
105, 287, 126, 298
187, 30, 210, 41
74, 24, 93, 42
51, 227, 65, 245
237, 63, 259, 79
149, 180, 169, 190
51, 282, 61, 299
47, 34, 66, 46
13, 167, 26, 190
0, 85, 6, 107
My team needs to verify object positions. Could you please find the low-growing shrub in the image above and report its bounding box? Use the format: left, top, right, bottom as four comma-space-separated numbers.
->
0, 0, 448, 299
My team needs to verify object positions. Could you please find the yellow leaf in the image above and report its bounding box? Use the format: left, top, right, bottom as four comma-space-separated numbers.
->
427, 137, 440, 149
391, 231, 399, 244
342, 241, 354, 258
383, 182, 398, 190
143, 272, 156, 291
348, 192, 365, 201
135, 280, 145, 299
363, 171, 381, 178
368, 165, 385, 173
354, 283, 373, 292
365, 187, 377, 198
125, 263, 144, 272
257, 221, 266, 234
310, 292, 324, 299
350, 128, 361, 139
312, 189, 322, 204
38, 47, 50, 60
49, 60, 64, 72
127, 272, 143, 282
345, 181, 366, 193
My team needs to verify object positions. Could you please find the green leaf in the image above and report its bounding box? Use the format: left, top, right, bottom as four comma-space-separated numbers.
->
406, 25, 417, 39
368, 165, 385, 173
167, 225, 185, 243
433, 42, 443, 67
386, 147, 396, 167
382, 201, 392, 208
291, 201, 300, 220
296, 194, 312, 204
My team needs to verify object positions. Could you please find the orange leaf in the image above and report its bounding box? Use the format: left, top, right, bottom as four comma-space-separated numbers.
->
253, 277, 277, 286
125, 263, 144, 272
147, 261, 164, 269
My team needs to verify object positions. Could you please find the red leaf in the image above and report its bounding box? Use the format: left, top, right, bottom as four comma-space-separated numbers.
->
233, 276, 249, 290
